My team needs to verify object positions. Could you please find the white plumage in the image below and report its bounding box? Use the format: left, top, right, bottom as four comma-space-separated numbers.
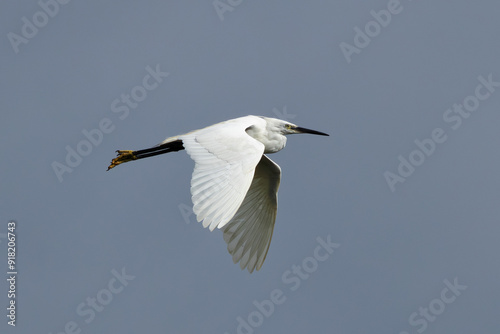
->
108, 115, 328, 272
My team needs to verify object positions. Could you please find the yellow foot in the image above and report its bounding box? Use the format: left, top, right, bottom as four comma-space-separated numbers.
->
107, 150, 137, 171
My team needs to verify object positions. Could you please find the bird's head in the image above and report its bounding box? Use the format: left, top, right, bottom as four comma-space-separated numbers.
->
264, 118, 329, 136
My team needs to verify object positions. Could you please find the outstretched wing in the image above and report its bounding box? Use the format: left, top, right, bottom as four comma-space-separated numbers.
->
180, 116, 266, 231
221, 154, 281, 273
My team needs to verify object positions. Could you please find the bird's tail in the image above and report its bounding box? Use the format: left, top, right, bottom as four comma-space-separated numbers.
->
107, 137, 184, 171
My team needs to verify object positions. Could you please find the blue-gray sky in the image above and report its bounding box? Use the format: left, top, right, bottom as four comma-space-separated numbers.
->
1, 1, 500, 333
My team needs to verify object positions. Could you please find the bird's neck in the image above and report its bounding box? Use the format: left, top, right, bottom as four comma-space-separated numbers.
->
247, 126, 287, 154
263, 136, 287, 153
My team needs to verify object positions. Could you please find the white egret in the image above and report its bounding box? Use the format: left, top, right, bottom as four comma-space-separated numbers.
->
108, 115, 329, 272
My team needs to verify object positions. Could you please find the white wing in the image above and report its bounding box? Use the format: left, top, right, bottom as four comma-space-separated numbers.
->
180, 116, 266, 231
221, 154, 281, 273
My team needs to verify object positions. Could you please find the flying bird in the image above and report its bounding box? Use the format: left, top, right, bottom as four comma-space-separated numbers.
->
107, 115, 329, 272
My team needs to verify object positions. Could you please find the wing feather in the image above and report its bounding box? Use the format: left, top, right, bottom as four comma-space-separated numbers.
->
221, 154, 281, 273
180, 116, 266, 231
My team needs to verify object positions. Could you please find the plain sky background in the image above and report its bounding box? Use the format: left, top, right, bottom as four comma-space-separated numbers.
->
1, 1, 500, 333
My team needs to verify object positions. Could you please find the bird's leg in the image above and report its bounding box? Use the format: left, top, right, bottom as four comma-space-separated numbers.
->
107, 150, 137, 170
107, 139, 185, 171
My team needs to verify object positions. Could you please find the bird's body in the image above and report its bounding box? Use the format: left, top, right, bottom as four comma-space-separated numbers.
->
108, 115, 328, 272
162, 116, 288, 153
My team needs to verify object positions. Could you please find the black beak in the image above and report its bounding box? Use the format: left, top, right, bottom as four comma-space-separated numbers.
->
294, 126, 329, 136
